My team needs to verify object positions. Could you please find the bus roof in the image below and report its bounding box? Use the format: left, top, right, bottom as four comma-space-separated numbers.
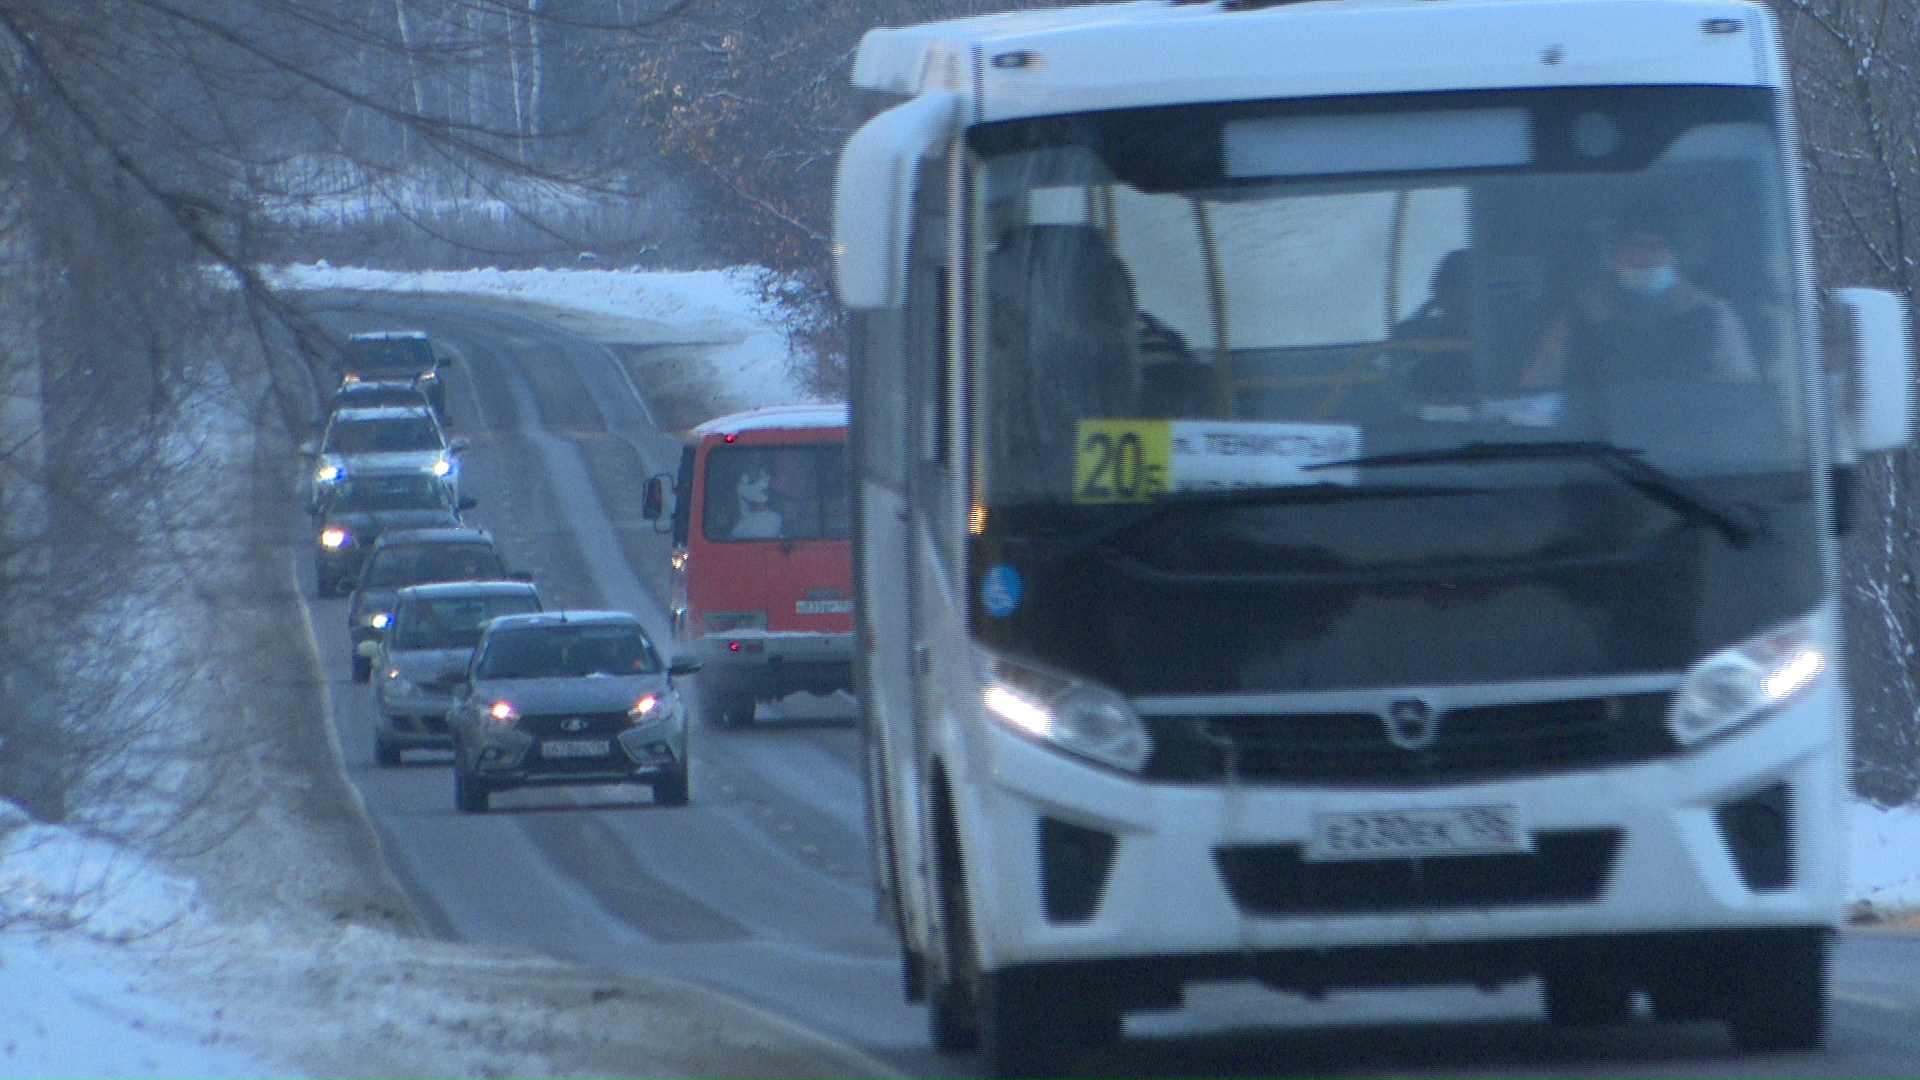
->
693, 403, 849, 439
853, 0, 1779, 121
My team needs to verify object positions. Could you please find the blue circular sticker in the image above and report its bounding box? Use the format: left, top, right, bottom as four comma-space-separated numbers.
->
981, 565, 1024, 619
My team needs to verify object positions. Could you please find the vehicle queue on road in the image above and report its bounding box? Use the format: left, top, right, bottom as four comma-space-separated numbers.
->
306, 329, 701, 813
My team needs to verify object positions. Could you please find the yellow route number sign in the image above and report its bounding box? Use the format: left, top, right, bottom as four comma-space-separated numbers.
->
1075, 420, 1171, 504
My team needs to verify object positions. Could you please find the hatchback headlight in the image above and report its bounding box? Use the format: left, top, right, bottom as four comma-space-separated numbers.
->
982, 656, 1151, 773
1670, 618, 1826, 746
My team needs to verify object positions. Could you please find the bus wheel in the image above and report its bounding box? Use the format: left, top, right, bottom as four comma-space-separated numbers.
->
1728, 930, 1828, 1053
1544, 969, 1633, 1028
705, 688, 755, 728
979, 968, 1074, 1078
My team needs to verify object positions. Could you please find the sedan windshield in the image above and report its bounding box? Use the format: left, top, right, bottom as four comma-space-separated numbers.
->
347, 337, 434, 375
325, 416, 443, 455
965, 85, 1824, 693
364, 542, 503, 587
475, 625, 662, 679
392, 593, 541, 651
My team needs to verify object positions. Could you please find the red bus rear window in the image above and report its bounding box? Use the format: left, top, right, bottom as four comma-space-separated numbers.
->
702, 443, 850, 543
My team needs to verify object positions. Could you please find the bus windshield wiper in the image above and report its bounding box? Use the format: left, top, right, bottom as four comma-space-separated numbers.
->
1309, 440, 1757, 549
1042, 481, 1484, 567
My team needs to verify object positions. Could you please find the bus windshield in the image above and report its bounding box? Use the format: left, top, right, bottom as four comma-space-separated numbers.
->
965, 85, 1823, 693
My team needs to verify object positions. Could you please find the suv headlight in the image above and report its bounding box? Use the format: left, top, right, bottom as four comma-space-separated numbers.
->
982, 656, 1151, 773
1670, 618, 1826, 746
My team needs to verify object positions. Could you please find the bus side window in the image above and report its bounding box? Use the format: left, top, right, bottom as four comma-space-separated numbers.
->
672, 445, 695, 548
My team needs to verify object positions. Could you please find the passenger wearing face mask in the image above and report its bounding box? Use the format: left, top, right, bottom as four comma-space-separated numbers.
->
1523, 218, 1757, 393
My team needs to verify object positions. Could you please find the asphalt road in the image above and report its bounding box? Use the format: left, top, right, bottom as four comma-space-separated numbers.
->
296, 292, 1920, 1079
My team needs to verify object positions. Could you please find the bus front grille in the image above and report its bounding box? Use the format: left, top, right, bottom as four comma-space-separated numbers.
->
1142, 693, 1678, 786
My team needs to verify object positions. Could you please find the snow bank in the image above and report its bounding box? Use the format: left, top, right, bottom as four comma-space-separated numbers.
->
266, 264, 820, 412
1850, 798, 1920, 914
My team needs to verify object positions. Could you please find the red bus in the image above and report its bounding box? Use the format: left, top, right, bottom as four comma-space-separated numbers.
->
648, 404, 852, 726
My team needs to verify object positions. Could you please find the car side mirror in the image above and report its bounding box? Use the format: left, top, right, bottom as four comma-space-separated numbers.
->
508, 570, 535, 583
642, 474, 670, 524
458, 497, 478, 511
299, 439, 319, 457
1836, 287, 1914, 454
668, 656, 702, 677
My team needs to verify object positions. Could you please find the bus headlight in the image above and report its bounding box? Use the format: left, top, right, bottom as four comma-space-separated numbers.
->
983, 657, 1151, 773
1670, 618, 1826, 746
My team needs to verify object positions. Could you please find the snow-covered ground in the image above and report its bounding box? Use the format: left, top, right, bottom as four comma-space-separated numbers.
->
1851, 798, 1920, 916
267, 263, 824, 413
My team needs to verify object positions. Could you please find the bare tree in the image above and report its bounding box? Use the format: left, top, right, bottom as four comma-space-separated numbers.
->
0, 0, 688, 835
1771, 0, 1920, 804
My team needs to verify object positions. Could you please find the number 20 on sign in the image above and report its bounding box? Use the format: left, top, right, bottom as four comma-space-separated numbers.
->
1075, 420, 1170, 504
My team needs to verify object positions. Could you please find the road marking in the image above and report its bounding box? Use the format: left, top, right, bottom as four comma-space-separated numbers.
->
1835, 987, 1912, 1012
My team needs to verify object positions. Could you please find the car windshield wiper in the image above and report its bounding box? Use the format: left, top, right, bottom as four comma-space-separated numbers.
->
1309, 440, 1756, 549
1041, 481, 1484, 567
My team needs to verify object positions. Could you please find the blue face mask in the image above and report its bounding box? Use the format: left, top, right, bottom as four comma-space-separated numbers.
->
1616, 265, 1678, 298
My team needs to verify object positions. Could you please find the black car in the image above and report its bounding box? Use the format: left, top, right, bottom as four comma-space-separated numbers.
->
311, 472, 473, 597
344, 330, 446, 415
347, 527, 525, 682
448, 612, 698, 812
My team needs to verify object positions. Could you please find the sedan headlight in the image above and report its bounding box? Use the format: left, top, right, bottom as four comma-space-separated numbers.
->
318, 527, 351, 549
1670, 618, 1827, 746
315, 462, 343, 483
982, 656, 1151, 773
359, 611, 392, 631
432, 458, 453, 477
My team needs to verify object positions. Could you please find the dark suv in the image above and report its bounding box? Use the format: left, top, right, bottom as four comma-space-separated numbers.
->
343, 330, 446, 415
311, 471, 473, 597
347, 527, 526, 682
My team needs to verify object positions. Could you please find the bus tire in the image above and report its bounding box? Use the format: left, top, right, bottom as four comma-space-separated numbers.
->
1544, 969, 1633, 1028
1728, 930, 1828, 1053
979, 968, 1074, 1079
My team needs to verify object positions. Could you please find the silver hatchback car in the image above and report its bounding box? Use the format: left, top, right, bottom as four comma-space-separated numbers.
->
372, 580, 542, 765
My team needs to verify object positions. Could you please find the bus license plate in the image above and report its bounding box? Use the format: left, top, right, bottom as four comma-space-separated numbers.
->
541, 739, 610, 759
1306, 805, 1529, 862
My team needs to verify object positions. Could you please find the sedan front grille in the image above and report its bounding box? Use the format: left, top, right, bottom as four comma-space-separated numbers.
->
1141, 693, 1678, 786
518, 712, 628, 738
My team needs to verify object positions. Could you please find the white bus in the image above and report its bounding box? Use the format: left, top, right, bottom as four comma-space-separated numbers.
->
832, 2, 1914, 1074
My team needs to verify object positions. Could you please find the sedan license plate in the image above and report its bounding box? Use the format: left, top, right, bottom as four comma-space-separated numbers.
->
1306, 805, 1529, 862
540, 739, 610, 759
